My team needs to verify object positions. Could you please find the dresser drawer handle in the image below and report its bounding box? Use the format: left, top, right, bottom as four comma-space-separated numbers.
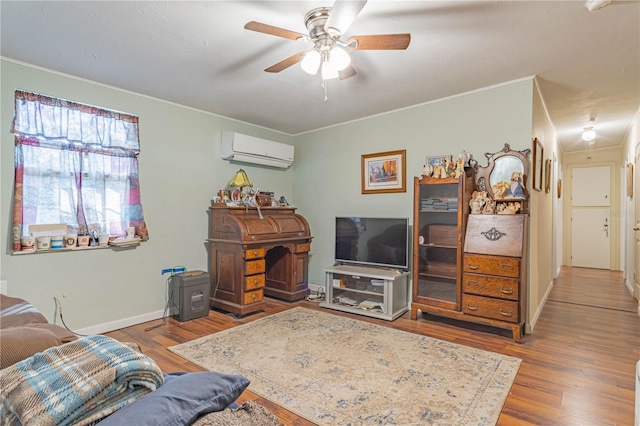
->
466, 304, 479, 311
467, 264, 479, 270
251, 293, 257, 301
468, 280, 479, 286
499, 309, 513, 317
501, 264, 515, 271
253, 278, 259, 285
253, 250, 259, 257
500, 287, 513, 295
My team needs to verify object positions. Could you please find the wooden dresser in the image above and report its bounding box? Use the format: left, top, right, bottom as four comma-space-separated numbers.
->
208, 206, 312, 316
463, 214, 528, 342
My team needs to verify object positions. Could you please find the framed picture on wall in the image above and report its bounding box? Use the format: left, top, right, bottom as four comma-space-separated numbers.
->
532, 138, 543, 191
361, 150, 406, 194
425, 155, 450, 168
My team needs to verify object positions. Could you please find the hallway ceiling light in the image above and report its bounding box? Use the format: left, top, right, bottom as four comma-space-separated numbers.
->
582, 126, 596, 142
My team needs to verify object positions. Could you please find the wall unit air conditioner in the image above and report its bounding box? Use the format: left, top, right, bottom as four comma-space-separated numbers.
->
220, 131, 294, 169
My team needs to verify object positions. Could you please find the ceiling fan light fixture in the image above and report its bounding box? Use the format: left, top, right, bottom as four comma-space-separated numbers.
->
585, 0, 612, 11
322, 59, 339, 80
582, 126, 596, 141
301, 50, 321, 74
330, 46, 351, 71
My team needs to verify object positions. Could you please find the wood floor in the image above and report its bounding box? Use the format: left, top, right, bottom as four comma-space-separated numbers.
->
106, 266, 640, 425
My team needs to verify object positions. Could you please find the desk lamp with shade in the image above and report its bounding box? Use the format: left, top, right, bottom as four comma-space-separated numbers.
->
228, 169, 253, 204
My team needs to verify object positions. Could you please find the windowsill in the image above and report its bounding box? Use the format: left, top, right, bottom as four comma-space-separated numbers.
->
13, 241, 141, 255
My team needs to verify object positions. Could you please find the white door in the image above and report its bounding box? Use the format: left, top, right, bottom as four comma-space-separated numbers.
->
571, 166, 610, 269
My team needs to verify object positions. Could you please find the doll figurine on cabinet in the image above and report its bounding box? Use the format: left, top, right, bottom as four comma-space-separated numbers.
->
507, 172, 525, 198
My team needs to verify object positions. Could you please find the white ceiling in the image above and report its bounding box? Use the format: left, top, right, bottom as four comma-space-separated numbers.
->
1, 1, 638, 153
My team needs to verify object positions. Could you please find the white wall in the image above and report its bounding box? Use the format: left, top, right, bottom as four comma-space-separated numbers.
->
529, 78, 561, 331
620, 107, 640, 304
0, 59, 294, 331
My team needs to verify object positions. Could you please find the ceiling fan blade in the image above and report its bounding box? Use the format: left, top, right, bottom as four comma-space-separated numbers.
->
348, 34, 411, 50
324, 0, 367, 35
244, 21, 308, 41
339, 65, 357, 80
264, 51, 307, 73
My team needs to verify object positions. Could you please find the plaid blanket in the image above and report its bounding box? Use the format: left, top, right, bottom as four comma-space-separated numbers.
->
0, 335, 164, 426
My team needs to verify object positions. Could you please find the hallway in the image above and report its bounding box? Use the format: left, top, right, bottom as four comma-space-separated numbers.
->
518, 266, 639, 425
548, 266, 638, 312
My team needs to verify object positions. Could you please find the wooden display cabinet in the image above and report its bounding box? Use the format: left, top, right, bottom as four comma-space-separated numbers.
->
411, 171, 474, 315
412, 144, 530, 342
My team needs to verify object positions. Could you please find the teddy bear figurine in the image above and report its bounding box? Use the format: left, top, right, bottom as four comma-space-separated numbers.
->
497, 201, 521, 214
453, 158, 465, 178
481, 195, 496, 214
420, 164, 433, 178
469, 191, 485, 214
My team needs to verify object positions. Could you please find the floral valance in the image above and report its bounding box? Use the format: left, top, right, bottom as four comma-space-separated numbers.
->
11, 90, 140, 153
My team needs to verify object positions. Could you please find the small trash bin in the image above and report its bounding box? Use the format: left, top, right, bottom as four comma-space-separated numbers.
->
170, 271, 210, 322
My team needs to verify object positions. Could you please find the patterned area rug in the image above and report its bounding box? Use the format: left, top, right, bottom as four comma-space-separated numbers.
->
168, 307, 520, 425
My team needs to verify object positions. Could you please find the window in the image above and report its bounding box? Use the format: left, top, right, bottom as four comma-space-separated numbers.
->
10, 90, 149, 252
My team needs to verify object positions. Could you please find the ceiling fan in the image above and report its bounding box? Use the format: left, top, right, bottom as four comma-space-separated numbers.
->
244, 0, 411, 99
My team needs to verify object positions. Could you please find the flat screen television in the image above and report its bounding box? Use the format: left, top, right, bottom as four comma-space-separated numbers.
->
335, 217, 409, 270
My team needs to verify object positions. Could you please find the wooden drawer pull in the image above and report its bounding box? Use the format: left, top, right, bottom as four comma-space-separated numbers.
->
501, 264, 515, 271
499, 309, 513, 317
466, 304, 479, 311
500, 287, 513, 295
467, 264, 479, 270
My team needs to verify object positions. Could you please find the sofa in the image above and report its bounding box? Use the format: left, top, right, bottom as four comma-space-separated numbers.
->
0, 294, 78, 369
0, 295, 282, 425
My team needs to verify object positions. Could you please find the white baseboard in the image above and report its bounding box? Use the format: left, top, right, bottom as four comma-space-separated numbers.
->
626, 278, 634, 295
527, 279, 554, 334
308, 282, 324, 294
78, 283, 328, 335
76, 309, 167, 335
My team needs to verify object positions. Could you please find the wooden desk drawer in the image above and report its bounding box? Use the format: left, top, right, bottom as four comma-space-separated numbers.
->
245, 248, 265, 260
464, 254, 519, 278
462, 294, 519, 323
464, 215, 525, 257
243, 289, 263, 305
244, 259, 265, 275
245, 274, 265, 291
463, 273, 519, 301
296, 242, 311, 253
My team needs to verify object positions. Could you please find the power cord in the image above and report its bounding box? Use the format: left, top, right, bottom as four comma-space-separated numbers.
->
305, 287, 325, 302
53, 297, 89, 337
145, 274, 175, 331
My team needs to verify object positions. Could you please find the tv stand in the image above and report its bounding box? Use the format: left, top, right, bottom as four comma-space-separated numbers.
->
320, 264, 409, 321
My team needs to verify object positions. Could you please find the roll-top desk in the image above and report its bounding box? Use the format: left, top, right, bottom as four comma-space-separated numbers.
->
208, 206, 312, 316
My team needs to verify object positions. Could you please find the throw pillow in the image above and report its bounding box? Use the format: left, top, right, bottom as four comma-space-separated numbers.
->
98, 371, 250, 426
0, 326, 62, 369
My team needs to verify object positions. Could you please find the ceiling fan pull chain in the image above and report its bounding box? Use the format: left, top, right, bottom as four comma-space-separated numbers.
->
323, 80, 329, 102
